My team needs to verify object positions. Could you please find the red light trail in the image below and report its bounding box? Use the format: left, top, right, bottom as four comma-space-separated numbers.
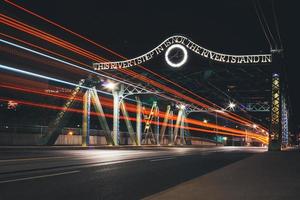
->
0, 13, 263, 130
0, 96, 268, 144
2, 0, 261, 127
0, 82, 268, 144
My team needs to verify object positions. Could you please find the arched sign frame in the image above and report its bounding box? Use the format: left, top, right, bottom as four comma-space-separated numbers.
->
93, 35, 272, 70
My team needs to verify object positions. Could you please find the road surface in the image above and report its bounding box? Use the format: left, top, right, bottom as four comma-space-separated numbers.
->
0, 146, 266, 200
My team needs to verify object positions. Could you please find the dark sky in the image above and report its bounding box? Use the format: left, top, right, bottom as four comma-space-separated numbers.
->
7, 0, 300, 126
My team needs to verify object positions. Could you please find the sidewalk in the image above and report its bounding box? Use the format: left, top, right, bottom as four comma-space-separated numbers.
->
144, 149, 300, 200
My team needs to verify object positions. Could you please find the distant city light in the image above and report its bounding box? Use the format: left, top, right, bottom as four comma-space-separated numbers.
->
68, 131, 73, 136
7, 100, 18, 110
203, 119, 208, 123
253, 124, 257, 128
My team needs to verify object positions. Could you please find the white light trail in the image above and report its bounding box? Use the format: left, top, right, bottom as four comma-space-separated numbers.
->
0, 39, 185, 106
0, 63, 110, 95
0, 39, 149, 91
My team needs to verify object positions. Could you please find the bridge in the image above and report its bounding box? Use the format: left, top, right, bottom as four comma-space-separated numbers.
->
0, 1, 299, 200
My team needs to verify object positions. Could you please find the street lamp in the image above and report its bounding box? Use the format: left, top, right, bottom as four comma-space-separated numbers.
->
176, 104, 186, 110
103, 81, 117, 90
228, 102, 236, 110
179, 104, 186, 110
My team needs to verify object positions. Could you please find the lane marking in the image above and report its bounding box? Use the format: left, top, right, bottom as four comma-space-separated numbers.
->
0, 156, 66, 163
0, 151, 153, 163
0, 170, 80, 184
150, 157, 176, 162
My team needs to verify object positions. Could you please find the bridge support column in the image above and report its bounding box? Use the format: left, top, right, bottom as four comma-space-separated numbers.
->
281, 93, 289, 148
120, 100, 136, 145
136, 97, 142, 146
90, 88, 113, 145
169, 110, 174, 145
112, 85, 124, 146
269, 73, 282, 151
82, 89, 91, 147
160, 105, 171, 145
174, 106, 184, 144
155, 106, 160, 145
180, 111, 186, 145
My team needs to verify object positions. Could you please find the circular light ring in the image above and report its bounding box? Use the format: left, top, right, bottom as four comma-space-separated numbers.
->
165, 44, 188, 68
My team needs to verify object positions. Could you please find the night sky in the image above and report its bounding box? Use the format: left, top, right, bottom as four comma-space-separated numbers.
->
3, 0, 300, 126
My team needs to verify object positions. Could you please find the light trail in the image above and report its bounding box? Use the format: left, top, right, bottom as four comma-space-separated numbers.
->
2, 0, 224, 107
0, 37, 142, 91
0, 97, 267, 144
0, 33, 153, 103
0, 37, 249, 128
0, 63, 108, 95
0, 14, 259, 128
0, 82, 267, 143
0, 40, 268, 137
1, 2, 264, 129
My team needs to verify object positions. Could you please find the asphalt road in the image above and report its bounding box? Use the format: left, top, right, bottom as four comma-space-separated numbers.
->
0, 146, 266, 200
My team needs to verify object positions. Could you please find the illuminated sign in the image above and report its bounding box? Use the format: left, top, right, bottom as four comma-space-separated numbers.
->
93, 35, 272, 70
165, 44, 188, 68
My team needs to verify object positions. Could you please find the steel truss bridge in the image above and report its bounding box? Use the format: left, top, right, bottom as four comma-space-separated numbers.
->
0, 1, 291, 151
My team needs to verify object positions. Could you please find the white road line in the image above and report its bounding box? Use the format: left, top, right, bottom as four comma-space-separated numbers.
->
0, 151, 153, 163
0, 156, 66, 163
0, 170, 80, 184
150, 157, 176, 162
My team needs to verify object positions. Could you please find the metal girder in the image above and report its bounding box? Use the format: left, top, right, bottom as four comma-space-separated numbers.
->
169, 110, 174, 145
82, 89, 91, 147
160, 105, 171, 143
136, 97, 142, 146
90, 88, 114, 145
142, 101, 158, 144
281, 95, 289, 147
45, 79, 85, 145
240, 102, 270, 112
112, 87, 124, 146
155, 106, 160, 145
173, 107, 184, 144
180, 111, 186, 145
120, 100, 137, 145
121, 84, 158, 100
185, 104, 209, 115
